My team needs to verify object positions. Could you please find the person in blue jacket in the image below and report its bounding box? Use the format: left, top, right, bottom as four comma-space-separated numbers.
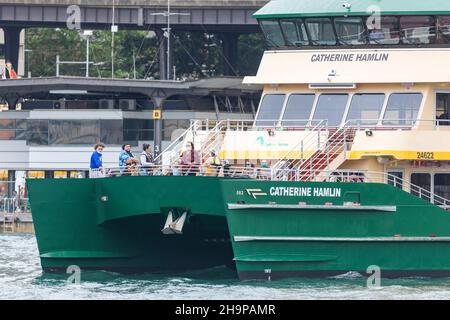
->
90, 143, 105, 178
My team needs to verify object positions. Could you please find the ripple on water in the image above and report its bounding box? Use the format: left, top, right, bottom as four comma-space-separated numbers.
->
2, 233, 450, 299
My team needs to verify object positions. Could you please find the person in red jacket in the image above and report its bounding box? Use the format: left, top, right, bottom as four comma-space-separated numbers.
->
5, 61, 18, 79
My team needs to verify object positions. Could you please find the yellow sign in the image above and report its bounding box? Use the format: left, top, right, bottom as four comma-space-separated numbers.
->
28, 171, 45, 179
0, 170, 8, 180
348, 150, 450, 161
153, 109, 162, 120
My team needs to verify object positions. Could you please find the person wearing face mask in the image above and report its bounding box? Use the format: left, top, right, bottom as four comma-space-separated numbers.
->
90, 143, 105, 178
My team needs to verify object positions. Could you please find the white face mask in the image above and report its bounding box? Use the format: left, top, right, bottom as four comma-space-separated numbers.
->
97, 150, 103, 154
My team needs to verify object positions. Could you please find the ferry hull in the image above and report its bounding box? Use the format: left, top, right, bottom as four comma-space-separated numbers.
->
28, 177, 450, 280
27, 177, 234, 273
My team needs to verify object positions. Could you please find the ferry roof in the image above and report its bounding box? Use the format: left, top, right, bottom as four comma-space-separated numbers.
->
254, 0, 450, 19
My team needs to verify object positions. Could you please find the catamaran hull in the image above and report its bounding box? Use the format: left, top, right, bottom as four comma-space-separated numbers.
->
27, 176, 450, 280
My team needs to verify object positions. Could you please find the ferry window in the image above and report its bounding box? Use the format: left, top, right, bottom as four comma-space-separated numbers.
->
435, 174, 450, 201
281, 94, 315, 126
255, 94, 286, 126
400, 16, 436, 45
49, 120, 99, 145
387, 171, 403, 189
313, 94, 349, 126
411, 173, 431, 201
334, 17, 366, 45
437, 16, 450, 43
367, 16, 400, 44
280, 19, 309, 46
436, 93, 450, 125
346, 94, 385, 125
382, 93, 423, 126
305, 18, 336, 45
259, 20, 285, 47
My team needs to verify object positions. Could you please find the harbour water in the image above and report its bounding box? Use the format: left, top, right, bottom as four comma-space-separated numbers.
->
2, 233, 450, 300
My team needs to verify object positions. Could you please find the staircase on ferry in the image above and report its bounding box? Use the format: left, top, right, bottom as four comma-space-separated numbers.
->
271, 124, 357, 182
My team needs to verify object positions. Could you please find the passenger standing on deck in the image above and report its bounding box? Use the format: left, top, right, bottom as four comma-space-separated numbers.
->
119, 144, 138, 175
89, 143, 105, 178
181, 142, 200, 176
140, 144, 154, 176
4, 61, 18, 79
205, 148, 221, 176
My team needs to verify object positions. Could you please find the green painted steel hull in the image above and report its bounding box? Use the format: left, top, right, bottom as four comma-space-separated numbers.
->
27, 177, 234, 273
27, 176, 450, 280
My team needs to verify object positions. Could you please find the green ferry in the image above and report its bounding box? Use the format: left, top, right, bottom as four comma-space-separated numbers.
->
28, 0, 450, 280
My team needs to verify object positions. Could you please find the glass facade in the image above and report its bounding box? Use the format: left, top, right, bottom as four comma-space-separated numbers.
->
280, 19, 309, 46
281, 94, 315, 126
383, 93, 423, 126
313, 94, 348, 126
259, 15, 450, 47
435, 173, 450, 200
255, 94, 286, 126
334, 17, 366, 45
260, 20, 285, 47
0, 119, 159, 146
163, 119, 190, 141
400, 16, 436, 45
305, 18, 336, 45
346, 94, 385, 125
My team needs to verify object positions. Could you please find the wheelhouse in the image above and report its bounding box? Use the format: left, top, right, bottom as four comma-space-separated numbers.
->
255, 0, 450, 48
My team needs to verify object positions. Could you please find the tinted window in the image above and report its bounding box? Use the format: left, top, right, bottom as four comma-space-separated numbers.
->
255, 94, 286, 126
383, 93, 423, 126
123, 119, 154, 144
49, 120, 99, 145
346, 94, 385, 125
100, 120, 123, 145
259, 20, 285, 47
305, 18, 336, 45
163, 119, 190, 141
367, 16, 400, 44
334, 17, 366, 45
280, 19, 309, 46
435, 174, 450, 201
411, 173, 431, 201
313, 94, 349, 126
437, 16, 450, 44
281, 94, 315, 126
26, 120, 49, 146
400, 16, 435, 44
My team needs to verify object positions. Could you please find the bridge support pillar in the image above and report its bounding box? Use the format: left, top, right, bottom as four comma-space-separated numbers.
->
157, 29, 174, 80
220, 33, 239, 76
152, 96, 165, 159
3, 27, 22, 72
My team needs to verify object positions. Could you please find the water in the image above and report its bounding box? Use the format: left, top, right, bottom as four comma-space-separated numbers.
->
2, 233, 450, 300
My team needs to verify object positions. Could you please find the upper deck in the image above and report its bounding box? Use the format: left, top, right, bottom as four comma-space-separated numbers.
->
254, 0, 450, 49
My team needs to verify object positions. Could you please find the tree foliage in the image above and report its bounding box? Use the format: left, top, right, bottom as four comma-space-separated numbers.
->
26, 28, 265, 79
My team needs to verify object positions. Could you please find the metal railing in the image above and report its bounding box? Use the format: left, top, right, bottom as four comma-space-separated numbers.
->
270, 120, 329, 178
88, 166, 450, 208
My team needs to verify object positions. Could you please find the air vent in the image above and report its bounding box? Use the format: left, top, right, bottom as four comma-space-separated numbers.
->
119, 99, 136, 111
309, 83, 356, 89
99, 99, 115, 109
